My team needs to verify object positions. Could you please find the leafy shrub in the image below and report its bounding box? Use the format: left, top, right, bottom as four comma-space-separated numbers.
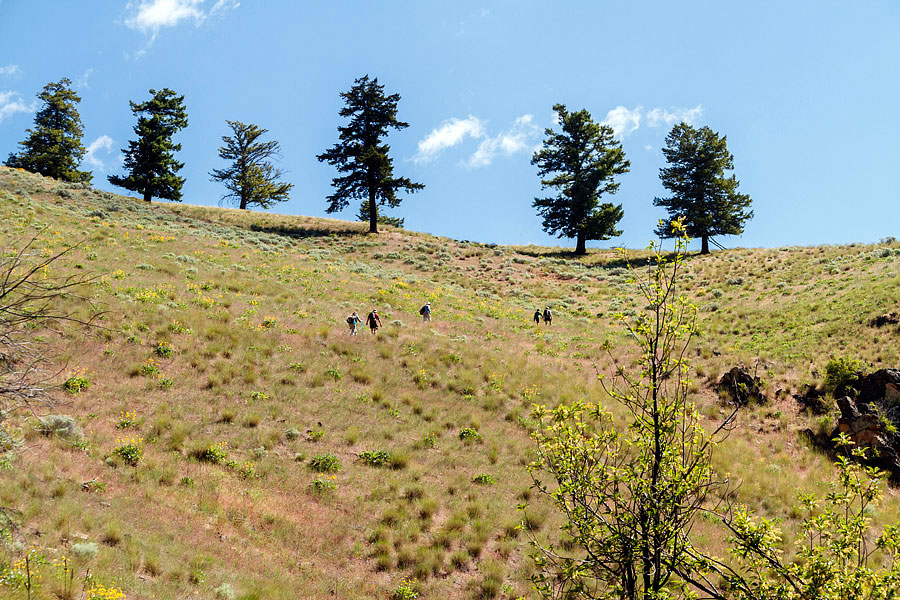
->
459, 427, 480, 441
155, 341, 174, 358
472, 473, 496, 485
824, 356, 866, 396
194, 442, 228, 464
112, 437, 144, 466
391, 578, 419, 600
64, 368, 90, 394
249, 390, 269, 402
140, 358, 160, 377
309, 453, 340, 473
116, 411, 137, 429
284, 428, 301, 440
310, 477, 336, 493
359, 450, 391, 467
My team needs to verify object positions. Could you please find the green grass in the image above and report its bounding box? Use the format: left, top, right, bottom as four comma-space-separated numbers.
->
0, 165, 899, 599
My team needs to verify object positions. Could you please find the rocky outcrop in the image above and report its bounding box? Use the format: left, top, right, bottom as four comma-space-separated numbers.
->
793, 384, 831, 414
833, 370, 900, 483
716, 366, 767, 406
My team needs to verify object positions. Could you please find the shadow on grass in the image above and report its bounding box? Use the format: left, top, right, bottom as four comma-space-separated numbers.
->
249, 223, 369, 239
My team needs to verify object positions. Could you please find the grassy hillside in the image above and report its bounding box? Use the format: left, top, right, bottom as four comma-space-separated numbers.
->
0, 165, 899, 600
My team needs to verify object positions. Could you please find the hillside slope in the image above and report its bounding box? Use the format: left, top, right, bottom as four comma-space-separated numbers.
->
1, 165, 899, 600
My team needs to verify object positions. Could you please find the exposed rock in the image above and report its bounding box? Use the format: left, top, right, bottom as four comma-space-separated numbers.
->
793, 384, 831, 414
834, 393, 900, 484
869, 312, 900, 328
858, 369, 900, 407
716, 366, 766, 406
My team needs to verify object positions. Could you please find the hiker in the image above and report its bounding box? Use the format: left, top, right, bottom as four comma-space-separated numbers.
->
419, 301, 432, 323
366, 309, 382, 335
533, 309, 542, 325
346, 311, 360, 335
543, 306, 552, 326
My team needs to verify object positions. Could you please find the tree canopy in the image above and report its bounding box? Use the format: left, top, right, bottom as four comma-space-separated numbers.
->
108, 88, 188, 203
209, 120, 293, 210
653, 122, 752, 254
317, 75, 423, 233
5, 78, 91, 183
531, 104, 630, 255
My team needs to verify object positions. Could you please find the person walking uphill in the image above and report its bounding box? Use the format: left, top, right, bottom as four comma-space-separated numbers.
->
543, 307, 552, 326
419, 301, 432, 323
347, 311, 361, 335
533, 309, 542, 325
366, 309, 382, 335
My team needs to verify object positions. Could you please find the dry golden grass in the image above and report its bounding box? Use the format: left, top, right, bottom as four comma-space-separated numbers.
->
0, 165, 898, 599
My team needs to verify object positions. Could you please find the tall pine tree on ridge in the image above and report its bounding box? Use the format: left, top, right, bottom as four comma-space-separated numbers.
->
532, 103, 630, 255
317, 75, 423, 234
108, 88, 188, 203
654, 122, 752, 254
5, 78, 91, 183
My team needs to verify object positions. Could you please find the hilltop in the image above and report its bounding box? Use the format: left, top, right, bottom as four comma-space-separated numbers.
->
1, 165, 899, 600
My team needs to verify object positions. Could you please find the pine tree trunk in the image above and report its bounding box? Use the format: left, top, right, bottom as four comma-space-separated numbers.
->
239, 196, 248, 210
368, 188, 378, 234
700, 235, 710, 255
143, 190, 151, 203
575, 233, 587, 255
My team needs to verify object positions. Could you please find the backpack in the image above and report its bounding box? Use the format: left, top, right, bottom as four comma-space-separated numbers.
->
419, 306, 426, 315
347, 316, 354, 325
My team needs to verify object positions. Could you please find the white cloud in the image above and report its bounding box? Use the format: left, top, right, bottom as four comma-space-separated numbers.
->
124, 0, 238, 53
466, 114, 540, 168
75, 68, 95, 88
646, 105, 703, 128
84, 135, 116, 170
0, 64, 20, 76
0, 91, 35, 124
601, 106, 642, 139
413, 116, 484, 164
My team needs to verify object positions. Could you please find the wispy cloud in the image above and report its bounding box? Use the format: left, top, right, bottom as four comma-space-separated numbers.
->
75, 68, 95, 89
413, 116, 485, 164
601, 106, 642, 139
0, 64, 20, 76
84, 135, 116, 170
124, 0, 238, 56
599, 104, 704, 138
646, 105, 703, 128
466, 114, 540, 168
0, 90, 35, 124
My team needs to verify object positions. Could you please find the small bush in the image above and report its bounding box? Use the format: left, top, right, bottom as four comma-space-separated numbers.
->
459, 427, 480, 441
391, 578, 419, 600
472, 473, 495, 485
194, 442, 228, 464
71, 542, 99, 561
64, 368, 90, 394
112, 437, 144, 466
309, 453, 340, 473
359, 450, 391, 467
214, 583, 236, 600
155, 341, 174, 358
284, 428, 301, 440
824, 356, 866, 396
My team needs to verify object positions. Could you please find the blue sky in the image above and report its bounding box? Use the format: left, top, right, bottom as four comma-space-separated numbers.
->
1, 1, 898, 250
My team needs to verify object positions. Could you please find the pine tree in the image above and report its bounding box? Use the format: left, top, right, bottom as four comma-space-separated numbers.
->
209, 120, 293, 210
317, 75, 423, 233
532, 104, 629, 255
108, 88, 188, 203
653, 122, 752, 254
5, 78, 91, 183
